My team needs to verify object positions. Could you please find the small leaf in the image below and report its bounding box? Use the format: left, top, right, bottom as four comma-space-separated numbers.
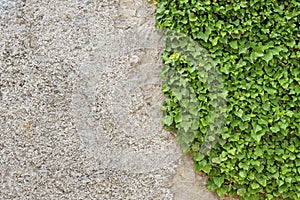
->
189, 12, 198, 22
216, 185, 228, 197
163, 115, 173, 126
210, 37, 219, 46
279, 184, 288, 193
242, 114, 251, 122
252, 123, 262, 133
202, 164, 212, 173
213, 176, 225, 188
251, 182, 260, 189
254, 147, 263, 157
228, 148, 236, 155
197, 32, 209, 42
239, 171, 247, 178
239, 162, 250, 170
229, 40, 238, 49
270, 125, 280, 133
235, 109, 243, 118
239, 122, 248, 131
275, 148, 284, 155
181, 120, 192, 132
212, 157, 221, 164
262, 50, 273, 63
287, 145, 295, 152
237, 188, 246, 196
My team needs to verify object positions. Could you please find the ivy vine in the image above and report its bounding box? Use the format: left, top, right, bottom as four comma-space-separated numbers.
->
155, 0, 299, 199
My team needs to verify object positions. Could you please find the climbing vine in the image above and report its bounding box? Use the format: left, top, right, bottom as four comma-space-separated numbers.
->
155, 0, 300, 199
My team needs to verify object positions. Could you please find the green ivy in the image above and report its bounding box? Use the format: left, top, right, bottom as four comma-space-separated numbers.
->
155, 0, 299, 199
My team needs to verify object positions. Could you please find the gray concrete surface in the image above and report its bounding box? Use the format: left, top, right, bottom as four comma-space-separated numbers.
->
0, 0, 219, 199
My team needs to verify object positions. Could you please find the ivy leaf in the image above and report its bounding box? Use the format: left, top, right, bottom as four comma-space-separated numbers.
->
163, 115, 173, 126
197, 32, 209, 42
216, 185, 228, 197
287, 145, 295, 152
210, 37, 219, 46
254, 165, 264, 173
254, 147, 263, 157
251, 182, 260, 189
256, 175, 267, 187
197, 159, 212, 173
180, 143, 191, 155
239, 122, 248, 131
220, 63, 230, 74
213, 176, 225, 188
252, 123, 262, 133
251, 133, 263, 143
181, 120, 192, 132
235, 109, 243, 118
212, 157, 221, 164
229, 40, 238, 49
237, 188, 246, 196
279, 184, 289, 193
228, 148, 236, 155
262, 50, 273, 63
189, 12, 198, 22
241, 114, 251, 122
239, 170, 247, 179
270, 125, 280, 133
239, 162, 250, 170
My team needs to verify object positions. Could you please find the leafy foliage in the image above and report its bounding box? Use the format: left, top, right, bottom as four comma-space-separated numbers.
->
155, 0, 300, 199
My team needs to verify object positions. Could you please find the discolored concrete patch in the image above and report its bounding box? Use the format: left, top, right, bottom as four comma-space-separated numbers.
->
0, 0, 219, 199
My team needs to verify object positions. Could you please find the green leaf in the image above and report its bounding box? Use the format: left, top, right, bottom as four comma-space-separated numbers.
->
252, 123, 262, 133
251, 160, 260, 166
239, 122, 248, 130
251, 182, 260, 189
241, 114, 251, 122
287, 145, 295, 152
197, 32, 209, 42
194, 152, 205, 161
262, 50, 273, 63
228, 148, 236, 155
181, 120, 192, 132
216, 185, 228, 197
239, 171, 247, 178
254, 165, 264, 173
239, 162, 250, 170
275, 148, 284, 155
163, 115, 173, 126
210, 37, 219, 46
270, 125, 280, 133
189, 12, 198, 22
237, 188, 246, 196
279, 184, 288, 193
202, 164, 212, 173
265, 194, 274, 200
213, 176, 225, 188
254, 147, 263, 157
255, 175, 267, 187
235, 109, 243, 118
229, 40, 238, 49
220, 63, 230, 74
212, 157, 221, 164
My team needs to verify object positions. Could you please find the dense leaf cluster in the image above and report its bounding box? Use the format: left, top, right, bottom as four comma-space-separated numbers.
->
155, 0, 300, 199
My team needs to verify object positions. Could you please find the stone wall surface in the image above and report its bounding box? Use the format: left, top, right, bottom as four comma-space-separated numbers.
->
0, 0, 218, 199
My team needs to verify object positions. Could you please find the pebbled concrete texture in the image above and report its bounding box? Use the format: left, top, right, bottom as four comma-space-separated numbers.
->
0, 0, 219, 199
